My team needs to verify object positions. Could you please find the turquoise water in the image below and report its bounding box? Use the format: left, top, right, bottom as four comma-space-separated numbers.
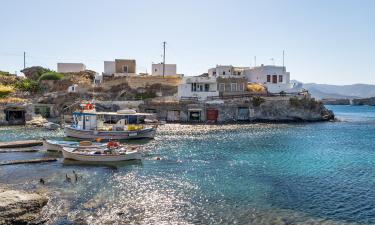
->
1, 105, 375, 224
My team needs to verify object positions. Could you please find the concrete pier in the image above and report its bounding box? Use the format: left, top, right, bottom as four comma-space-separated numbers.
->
0, 158, 57, 166
0, 140, 43, 148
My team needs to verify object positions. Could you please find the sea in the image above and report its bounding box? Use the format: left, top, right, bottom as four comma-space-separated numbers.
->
0, 105, 374, 225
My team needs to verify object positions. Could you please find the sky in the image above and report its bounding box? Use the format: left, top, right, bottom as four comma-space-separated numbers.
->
0, 0, 374, 85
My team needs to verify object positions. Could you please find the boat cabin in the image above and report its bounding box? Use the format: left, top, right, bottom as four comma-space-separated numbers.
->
72, 111, 154, 131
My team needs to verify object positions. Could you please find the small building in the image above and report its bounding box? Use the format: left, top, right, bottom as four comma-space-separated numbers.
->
57, 63, 86, 73
103, 61, 116, 76
244, 65, 294, 93
177, 76, 219, 101
68, 84, 79, 93
208, 65, 248, 78
151, 63, 177, 76
114, 59, 136, 76
94, 73, 103, 85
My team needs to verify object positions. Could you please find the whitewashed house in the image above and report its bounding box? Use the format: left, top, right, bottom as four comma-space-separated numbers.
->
152, 63, 177, 76
244, 65, 297, 93
208, 65, 248, 78
178, 76, 219, 100
57, 63, 86, 73
68, 84, 79, 93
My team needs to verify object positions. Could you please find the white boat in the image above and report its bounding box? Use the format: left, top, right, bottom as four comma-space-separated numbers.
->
62, 147, 142, 162
64, 103, 157, 140
43, 139, 105, 152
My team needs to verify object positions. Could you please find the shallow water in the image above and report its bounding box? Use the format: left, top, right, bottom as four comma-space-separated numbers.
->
1, 105, 375, 224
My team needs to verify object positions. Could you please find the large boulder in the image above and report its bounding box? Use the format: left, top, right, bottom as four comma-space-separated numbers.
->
0, 188, 48, 225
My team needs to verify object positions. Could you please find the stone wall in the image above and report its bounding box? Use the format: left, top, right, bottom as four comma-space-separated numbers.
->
101, 76, 182, 90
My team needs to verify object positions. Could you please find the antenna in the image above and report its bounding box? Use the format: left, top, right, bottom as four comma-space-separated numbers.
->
283, 50, 285, 68
162, 41, 166, 78
23, 51, 26, 69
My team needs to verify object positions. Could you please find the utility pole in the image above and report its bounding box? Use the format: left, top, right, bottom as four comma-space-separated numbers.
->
23, 51, 26, 69
254, 56, 256, 67
162, 41, 166, 78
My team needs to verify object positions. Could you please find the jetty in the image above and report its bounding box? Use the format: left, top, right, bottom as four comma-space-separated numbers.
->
0, 158, 57, 166
0, 140, 43, 148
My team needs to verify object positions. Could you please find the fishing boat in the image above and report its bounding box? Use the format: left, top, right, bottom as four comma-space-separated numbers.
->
64, 103, 158, 140
43, 139, 105, 152
61, 145, 142, 162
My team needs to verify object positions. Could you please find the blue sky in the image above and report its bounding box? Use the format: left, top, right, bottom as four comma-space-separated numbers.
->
0, 0, 374, 84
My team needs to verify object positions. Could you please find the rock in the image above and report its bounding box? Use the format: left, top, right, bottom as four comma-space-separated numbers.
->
0, 189, 48, 225
321, 98, 351, 105
352, 97, 375, 106
27, 115, 48, 127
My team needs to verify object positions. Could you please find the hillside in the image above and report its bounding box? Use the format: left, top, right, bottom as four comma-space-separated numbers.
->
299, 82, 375, 99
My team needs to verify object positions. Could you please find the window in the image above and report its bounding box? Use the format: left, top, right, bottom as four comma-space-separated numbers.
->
205, 84, 210, 92
213, 71, 216, 76
272, 75, 278, 83
238, 71, 241, 75
155, 69, 157, 72
191, 83, 197, 92
279, 75, 283, 83
239, 83, 244, 91
123, 65, 128, 73
267, 75, 271, 82
231, 83, 237, 92
219, 83, 225, 92
223, 71, 226, 75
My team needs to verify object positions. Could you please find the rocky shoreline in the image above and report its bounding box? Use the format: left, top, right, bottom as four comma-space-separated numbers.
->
0, 186, 48, 225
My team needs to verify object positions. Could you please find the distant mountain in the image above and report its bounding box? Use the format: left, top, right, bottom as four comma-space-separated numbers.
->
294, 82, 375, 99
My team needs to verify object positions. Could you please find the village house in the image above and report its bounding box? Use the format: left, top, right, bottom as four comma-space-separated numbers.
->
151, 63, 177, 76
207, 65, 248, 96
177, 76, 219, 101
244, 64, 296, 93
57, 63, 86, 73
102, 59, 136, 77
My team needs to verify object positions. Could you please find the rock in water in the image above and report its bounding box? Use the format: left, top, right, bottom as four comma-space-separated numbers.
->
0, 189, 48, 225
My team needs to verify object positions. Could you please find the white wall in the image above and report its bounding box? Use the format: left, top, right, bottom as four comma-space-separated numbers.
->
245, 65, 295, 93
103, 61, 115, 76
57, 63, 86, 73
177, 76, 219, 100
152, 64, 177, 76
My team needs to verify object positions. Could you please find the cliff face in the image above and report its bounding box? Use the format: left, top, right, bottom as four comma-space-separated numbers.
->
139, 96, 334, 123
252, 97, 334, 122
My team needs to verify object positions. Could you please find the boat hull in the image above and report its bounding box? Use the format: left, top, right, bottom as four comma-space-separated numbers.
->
62, 148, 142, 162
65, 126, 156, 140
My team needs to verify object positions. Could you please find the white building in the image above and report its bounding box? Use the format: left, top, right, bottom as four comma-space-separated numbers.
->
244, 65, 297, 93
68, 84, 79, 93
103, 61, 115, 76
57, 63, 86, 73
178, 76, 219, 101
152, 63, 177, 76
94, 73, 103, 85
208, 65, 248, 78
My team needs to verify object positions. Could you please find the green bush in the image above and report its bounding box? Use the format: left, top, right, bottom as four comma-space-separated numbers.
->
38, 72, 64, 81
0, 71, 14, 76
289, 96, 321, 109
15, 79, 40, 93
135, 92, 157, 100
252, 96, 265, 107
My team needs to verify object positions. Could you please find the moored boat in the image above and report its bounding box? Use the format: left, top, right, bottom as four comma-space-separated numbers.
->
62, 146, 142, 162
43, 139, 105, 152
64, 103, 158, 140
